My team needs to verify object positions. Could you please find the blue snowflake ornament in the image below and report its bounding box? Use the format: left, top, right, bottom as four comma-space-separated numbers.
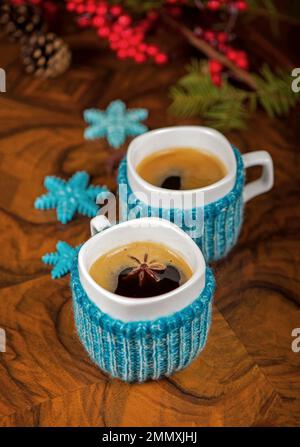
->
42, 241, 82, 279
84, 100, 149, 148
35, 171, 109, 224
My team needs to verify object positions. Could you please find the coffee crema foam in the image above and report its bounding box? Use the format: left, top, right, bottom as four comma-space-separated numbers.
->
137, 147, 227, 190
89, 241, 193, 298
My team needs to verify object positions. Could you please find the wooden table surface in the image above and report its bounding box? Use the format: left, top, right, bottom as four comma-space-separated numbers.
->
0, 21, 299, 427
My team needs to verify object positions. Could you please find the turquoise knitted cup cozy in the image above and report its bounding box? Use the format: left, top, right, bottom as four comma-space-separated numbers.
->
71, 259, 215, 382
117, 146, 245, 263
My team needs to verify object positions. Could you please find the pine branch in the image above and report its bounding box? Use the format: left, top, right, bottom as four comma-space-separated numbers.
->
254, 65, 299, 118
170, 61, 249, 131
170, 60, 299, 131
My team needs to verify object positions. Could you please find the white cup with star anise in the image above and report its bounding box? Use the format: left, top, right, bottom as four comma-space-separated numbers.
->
78, 216, 207, 322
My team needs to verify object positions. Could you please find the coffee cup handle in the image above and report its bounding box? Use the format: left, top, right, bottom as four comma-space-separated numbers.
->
242, 151, 274, 203
90, 215, 112, 237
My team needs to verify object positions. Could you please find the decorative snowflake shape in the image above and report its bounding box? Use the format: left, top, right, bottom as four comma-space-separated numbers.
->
35, 171, 109, 224
83, 99, 149, 148
42, 241, 82, 279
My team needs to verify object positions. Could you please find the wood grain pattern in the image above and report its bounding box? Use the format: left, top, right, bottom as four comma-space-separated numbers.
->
0, 22, 299, 427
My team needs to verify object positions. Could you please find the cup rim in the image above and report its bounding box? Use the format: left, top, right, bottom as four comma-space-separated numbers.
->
127, 125, 236, 197
78, 217, 205, 309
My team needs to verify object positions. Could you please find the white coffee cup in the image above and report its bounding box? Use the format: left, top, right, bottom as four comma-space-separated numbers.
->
126, 126, 274, 206
78, 216, 206, 322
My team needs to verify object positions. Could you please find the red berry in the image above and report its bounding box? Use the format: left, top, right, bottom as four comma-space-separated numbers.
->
134, 53, 146, 63
155, 53, 168, 64
236, 58, 249, 69
112, 23, 123, 34
77, 16, 90, 27
227, 49, 237, 61
207, 1, 221, 11
138, 43, 147, 53
127, 47, 137, 57
66, 3, 75, 11
235, 1, 247, 11
118, 40, 129, 49
109, 33, 119, 42
86, 4, 96, 13
122, 29, 133, 38
118, 15, 132, 27
209, 59, 223, 74
218, 44, 228, 53
217, 32, 228, 43
146, 45, 159, 56
204, 31, 215, 42
76, 4, 85, 13
130, 34, 143, 46
93, 16, 105, 27
211, 74, 222, 87
117, 49, 128, 60
110, 5, 122, 16
96, 3, 107, 15
97, 27, 110, 38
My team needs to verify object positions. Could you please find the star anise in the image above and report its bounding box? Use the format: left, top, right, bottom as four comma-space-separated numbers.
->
125, 253, 166, 286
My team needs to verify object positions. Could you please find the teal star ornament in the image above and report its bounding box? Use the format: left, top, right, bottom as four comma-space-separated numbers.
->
35, 171, 109, 224
42, 241, 82, 279
83, 99, 149, 148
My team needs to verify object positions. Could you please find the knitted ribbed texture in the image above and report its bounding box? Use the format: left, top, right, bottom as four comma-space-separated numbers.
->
71, 260, 215, 382
118, 146, 245, 262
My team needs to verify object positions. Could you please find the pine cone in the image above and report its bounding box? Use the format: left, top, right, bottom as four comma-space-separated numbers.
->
22, 32, 71, 78
0, 2, 45, 43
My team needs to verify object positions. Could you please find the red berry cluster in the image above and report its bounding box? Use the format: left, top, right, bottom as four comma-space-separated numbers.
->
206, 0, 248, 12
195, 28, 249, 86
208, 60, 223, 87
65, 0, 168, 64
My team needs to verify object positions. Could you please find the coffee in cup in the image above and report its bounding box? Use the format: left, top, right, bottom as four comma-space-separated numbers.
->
89, 241, 192, 298
136, 147, 227, 190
